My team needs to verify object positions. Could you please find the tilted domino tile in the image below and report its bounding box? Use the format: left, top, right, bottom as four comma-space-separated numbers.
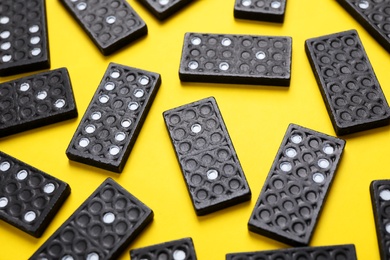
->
0, 0, 50, 76
370, 180, 390, 260
66, 63, 161, 173
138, 0, 194, 20
59, 0, 147, 55
305, 29, 390, 135
248, 124, 345, 246
234, 0, 287, 23
130, 237, 197, 260
226, 244, 357, 260
0, 151, 70, 238
30, 178, 154, 260
163, 97, 251, 216
179, 33, 292, 86
0, 68, 78, 138
337, 0, 390, 53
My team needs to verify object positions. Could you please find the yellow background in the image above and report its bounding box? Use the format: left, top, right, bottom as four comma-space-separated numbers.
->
1, 0, 389, 259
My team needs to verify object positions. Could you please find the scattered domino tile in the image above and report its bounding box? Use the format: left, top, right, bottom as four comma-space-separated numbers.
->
59, 0, 147, 55
370, 180, 390, 260
0, 151, 70, 238
305, 29, 390, 135
0, 0, 50, 76
234, 0, 287, 23
66, 63, 161, 173
337, 0, 390, 53
179, 33, 292, 86
130, 237, 197, 260
138, 0, 194, 20
30, 178, 154, 260
163, 97, 251, 216
226, 244, 357, 260
0, 68, 78, 138
248, 124, 346, 246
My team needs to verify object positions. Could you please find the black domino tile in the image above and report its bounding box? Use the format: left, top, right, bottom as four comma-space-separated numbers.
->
0, 151, 70, 238
163, 97, 251, 216
66, 63, 161, 173
0, 0, 50, 76
0, 68, 78, 138
337, 0, 390, 53
59, 0, 147, 55
248, 124, 345, 246
226, 244, 357, 260
130, 237, 197, 260
138, 0, 194, 20
234, 0, 287, 23
305, 29, 390, 136
370, 180, 390, 260
179, 33, 292, 86
30, 178, 154, 260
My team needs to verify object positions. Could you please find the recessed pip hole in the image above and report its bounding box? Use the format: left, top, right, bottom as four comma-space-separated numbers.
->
16, 170, 28, 180
105, 82, 115, 91
386, 223, 390, 234
79, 138, 90, 148
318, 158, 330, 169
31, 48, 41, 56
134, 89, 144, 98
110, 70, 120, 79
188, 61, 199, 70
77, 2, 87, 10
271, 1, 281, 8
91, 112, 102, 120
30, 36, 40, 44
291, 134, 303, 144
221, 38, 232, 46
206, 169, 219, 180
242, 0, 252, 6
1, 42, 10, 50
191, 37, 201, 45
44, 183, 56, 194
121, 119, 132, 128
115, 132, 126, 142
380, 190, 390, 201
0, 162, 11, 171
173, 250, 186, 260
128, 102, 139, 111
191, 124, 202, 133
29, 25, 40, 33
323, 144, 335, 155
37, 91, 47, 100
256, 51, 266, 60
358, 0, 369, 9
86, 252, 99, 260
54, 99, 66, 108
159, 0, 169, 5
24, 211, 36, 222
106, 16, 116, 24
103, 212, 115, 224
99, 94, 110, 104
219, 62, 229, 71
0, 197, 8, 208
109, 146, 120, 156
139, 76, 150, 85
280, 162, 292, 172
285, 148, 297, 158
85, 124, 96, 134
20, 83, 30, 92
313, 172, 325, 184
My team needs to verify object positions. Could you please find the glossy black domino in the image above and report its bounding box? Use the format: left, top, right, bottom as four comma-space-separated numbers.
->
305, 29, 390, 135
138, 0, 194, 20
163, 97, 251, 216
0, 68, 78, 138
66, 63, 161, 173
234, 0, 287, 23
130, 237, 197, 260
59, 0, 147, 55
179, 33, 292, 86
226, 244, 357, 260
0, 0, 50, 76
337, 0, 390, 53
248, 124, 345, 246
30, 178, 154, 260
0, 151, 70, 238
370, 180, 390, 260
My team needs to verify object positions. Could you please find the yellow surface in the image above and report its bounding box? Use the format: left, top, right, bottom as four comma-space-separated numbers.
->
1, 0, 389, 259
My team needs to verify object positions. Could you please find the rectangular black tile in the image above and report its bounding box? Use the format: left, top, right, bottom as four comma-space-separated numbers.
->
138, 0, 194, 20
234, 0, 287, 23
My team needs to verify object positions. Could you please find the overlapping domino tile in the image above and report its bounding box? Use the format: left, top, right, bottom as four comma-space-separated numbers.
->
163, 97, 251, 216
0, 151, 70, 237
138, 0, 194, 20
179, 33, 292, 86
66, 63, 161, 173
59, 0, 147, 55
305, 29, 390, 135
234, 0, 287, 23
30, 178, 154, 260
0, 0, 50, 76
248, 124, 346, 246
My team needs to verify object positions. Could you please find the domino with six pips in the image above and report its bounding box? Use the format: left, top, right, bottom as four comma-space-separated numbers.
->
0, 151, 70, 238
234, 0, 287, 23
66, 63, 161, 173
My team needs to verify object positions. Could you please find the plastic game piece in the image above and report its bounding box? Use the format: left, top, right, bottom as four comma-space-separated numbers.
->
370, 180, 390, 260
234, 0, 287, 23
305, 29, 390, 136
179, 33, 292, 86
59, 0, 147, 55
0, 151, 70, 238
130, 237, 197, 260
337, 0, 390, 53
163, 97, 251, 216
248, 124, 346, 246
66, 63, 161, 173
0, 0, 50, 76
30, 178, 154, 260
138, 0, 194, 20
226, 244, 357, 260
0, 68, 78, 138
